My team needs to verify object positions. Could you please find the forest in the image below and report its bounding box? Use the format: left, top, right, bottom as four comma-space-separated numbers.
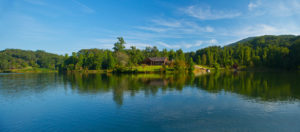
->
1, 35, 300, 72
0, 49, 63, 71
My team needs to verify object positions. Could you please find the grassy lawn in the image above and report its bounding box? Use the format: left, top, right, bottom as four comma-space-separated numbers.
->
69, 70, 109, 73
195, 65, 213, 69
5, 67, 57, 73
133, 65, 162, 72
134, 74, 163, 79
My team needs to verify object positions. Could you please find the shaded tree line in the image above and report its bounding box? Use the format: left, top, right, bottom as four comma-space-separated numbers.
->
0, 49, 63, 70
60, 37, 194, 72
61, 35, 300, 71
189, 35, 300, 69
1, 35, 300, 71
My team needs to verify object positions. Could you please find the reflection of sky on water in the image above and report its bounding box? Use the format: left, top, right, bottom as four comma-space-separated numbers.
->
1, 72, 300, 131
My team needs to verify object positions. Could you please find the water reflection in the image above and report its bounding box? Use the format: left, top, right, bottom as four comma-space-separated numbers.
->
1, 72, 300, 105
63, 73, 195, 106
0, 73, 63, 98
195, 71, 300, 101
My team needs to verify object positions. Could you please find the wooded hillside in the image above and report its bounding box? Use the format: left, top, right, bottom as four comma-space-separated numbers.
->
1, 35, 300, 71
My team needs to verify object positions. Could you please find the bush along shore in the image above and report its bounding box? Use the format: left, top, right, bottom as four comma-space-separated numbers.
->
59, 64, 199, 74
1, 67, 57, 73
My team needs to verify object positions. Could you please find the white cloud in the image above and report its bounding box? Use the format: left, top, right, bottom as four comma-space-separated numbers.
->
0, 13, 64, 40
189, 39, 218, 48
184, 44, 193, 48
239, 24, 280, 37
208, 39, 218, 44
136, 26, 169, 32
94, 38, 152, 49
157, 42, 180, 48
272, 0, 300, 16
127, 43, 152, 49
137, 19, 214, 35
248, 0, 300, 16
93, 38, 115, 49
228, 24, 300, 39
194, 41, 203, 46
183, 39, 218, 48
181, 21, 214, 33
125, 31, 183, 39
205, 26, 214, 32
72, 0, 94, 13
248, 1, 261, 11
158, 39, 218, 49
152, 19, 182, 27
183, 5, 241, 20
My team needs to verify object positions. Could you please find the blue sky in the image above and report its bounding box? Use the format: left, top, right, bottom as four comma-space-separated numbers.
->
1, 0, 300, 54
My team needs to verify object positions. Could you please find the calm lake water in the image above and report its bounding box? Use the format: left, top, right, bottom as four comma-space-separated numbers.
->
1, 72, 300, 132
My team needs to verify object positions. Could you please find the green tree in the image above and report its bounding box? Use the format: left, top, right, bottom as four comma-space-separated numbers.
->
197, 55, 201, 65
151, 46, 160, 57
107, 52, 116, 69
174, 60, 186, 71
113, 37, 126, 52
116, 52, 128, 67
207, 50, 214, 65
161, 48, 168, 57
188, 58, 195, 71
168, 49, 176, 61
176, 49, 185, 60
202, 54, 207, 65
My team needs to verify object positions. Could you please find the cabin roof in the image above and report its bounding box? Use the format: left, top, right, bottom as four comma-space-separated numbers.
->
147, 57, 167, 62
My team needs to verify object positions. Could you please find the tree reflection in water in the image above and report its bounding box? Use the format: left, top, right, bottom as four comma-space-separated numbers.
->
1, 72, 300, 106
62, 72, 300, 105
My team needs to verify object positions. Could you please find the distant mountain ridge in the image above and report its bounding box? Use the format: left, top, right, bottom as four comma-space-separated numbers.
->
0, 49, 63, 70
227, 35, 300, 47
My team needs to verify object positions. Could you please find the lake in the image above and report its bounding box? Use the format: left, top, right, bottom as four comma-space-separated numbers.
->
1, 72, 300, 132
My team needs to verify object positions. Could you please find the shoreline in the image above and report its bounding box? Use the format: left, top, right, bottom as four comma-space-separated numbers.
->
1, 66, 299, 74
